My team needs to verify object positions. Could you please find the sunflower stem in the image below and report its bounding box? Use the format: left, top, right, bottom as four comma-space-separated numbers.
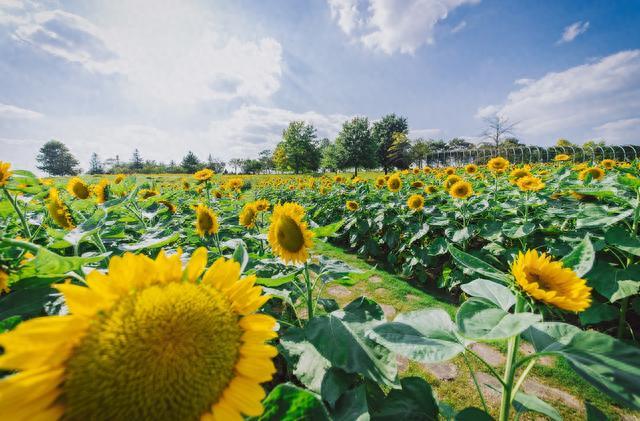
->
499, 294, 524, 421
304, 262, 314, 320
462, 351, 489, 414
3, 187, 31, 238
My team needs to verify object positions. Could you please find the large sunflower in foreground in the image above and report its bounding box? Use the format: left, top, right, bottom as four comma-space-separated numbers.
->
67, 177, 91, 199
268, 203, 313, 264
511, 249, 591, 312
47, 188, 75, 229
0, 249, 276, 421
195, 204, 219, 237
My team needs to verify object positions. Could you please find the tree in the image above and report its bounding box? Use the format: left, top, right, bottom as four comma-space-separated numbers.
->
372, 114, 408, 174
501, 137, 523, 148
482, 116, 517, 147
258, 150, 274, 173
272, 144, 288, 172
36, 140, 80, 176
556, 138, 576, 147
583, 139, 606, 149
279, 121, 321, 173
131, 149, 143, 171
229, 158, 244, 174
447, 137, 473, 150
206, 154, 226, 173
181, 151, 201, 173
411, 138, 431, 167
335, 117, 377, 176
388, 132, 412, 169
320, 142, 343, 172
88, 152, 104, 174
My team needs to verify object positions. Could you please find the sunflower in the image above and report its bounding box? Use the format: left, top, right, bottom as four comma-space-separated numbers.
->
424, 185, 438, 194
509, 168, 531, 182
194, 168, 214, 182
254, 199, 270, 212
449, 180, 473, 199
39, 178, 54, 187
226, 178, 244, 191
67, 177, 91, 199
182, 179, 191, 190
214, 190, 223, 199
387, 175, 402, 192
0, 161, 11, 186
407, 194, 425, 211
554, 154, 570, 161
159, 200, 177, 213
334, 175, 344, 183
114, 174, 126, 184
195, 204, 219, 237
346, 200, 359, 211
0, 249, 277, 420
239, 203, 258, 228
579, 167, 605, 181
464, 164, 478, 174
268, 203, 313, 264
140, 189, 159, 199
0, 268, 9, 294
423, 166, 432, 174
517, 176, 545, 192
444, 167, 455, 175
375, 176, 386, 188
444, 175, 462, 190
47, 188, 74, 229
511, 249, 592, 312
412, 168, 420, 174
93, 179, 109, 204
487, 157, 510, 173
571, 191, 598, 202
411, 180, 425, 189
601, 159, 616, 170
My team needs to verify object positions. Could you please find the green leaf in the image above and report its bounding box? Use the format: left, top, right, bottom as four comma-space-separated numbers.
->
312, 220, 344, 238
0, 278, 57, 320
447, 245, 509, 283
333, 384, 369, 421
503, 222, 535, 239
460, 279, 515, 311
372, 377, 438, 420
0, 315, 21, 333
231, 241, 249, 273
585, 401, 608, 421
280, 327, 331, 393
579, 302, 619, 325
320, 368, 358, 409
367, 309, 465, 363
454, 407, 493, 421
456, 298, 541, 341
254, 383, 330, 421
256, 272, 297, 287
561, 235, 595, 277
605, 226, 640, 256
63, 208, 107, 247
409, 224, 430, 246
513, 391, 561, 421
586, 262, 640, 302
120, 232, 179, 251
577, 209, 633, 229
524, 322, 640, 409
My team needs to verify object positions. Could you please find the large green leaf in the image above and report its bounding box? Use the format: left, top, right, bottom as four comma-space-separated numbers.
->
513, 391, 561, 421
0, 278, 57, 320
63, 208, 107, 247
312, 220, 344, 238
448, 245, 509, 283
372, 377, 438, 420
454, 407, 493, 421
253, 383, 330, 421
460, 279, 515, 311
456, 298, 541, 341
576, 209, 633, 229
333, 384, 369, 421
523, 322, 640, 409
120, 232, 180, 251
367, 309, 465, 363
579, 302, 619, 325
586, 262, 640, 302
605, 226, 640, 256
321, 368, 359, 409
280, 327, 331, 393
561, 235, 595, 277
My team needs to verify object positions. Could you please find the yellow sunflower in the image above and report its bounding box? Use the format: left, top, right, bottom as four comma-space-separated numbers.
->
511, 249, 592, 312
444, 167, 456, 175
601, 159, 615, 170
346, 200, 359, 211
487, 157, 510, 173
407, 194, 425, 211
579, 167, 605, 181
423, 166, 432, 174
0, 268, 9, 294
239, 203, 258, 228
268, 203, 313, 264
140, 189, 159, 199
387, 175, 402, 192
465, 164, 478, 174
509, 168, 531, 182
226, 178, 244, 191
449, 180, 473, 199
66, 177, 90, 199
411, 180, 425, 189
516, 176, 545, 192
0, 161, 12, 186
194, 168, 214, 181
334, 175, 344, 183
159, 200, 177, 213
554, 154, 570, 161
93, 179, 109, 204
0, 249, 277, 420
443, 174, 462, 190
182, 179, 191, 190
254, 199, 270, 212
412, 168, 420, 174
47, 188, 74, 229
114, 174, 126, 184
424, 185, 438, 194
195, 204, 219, 236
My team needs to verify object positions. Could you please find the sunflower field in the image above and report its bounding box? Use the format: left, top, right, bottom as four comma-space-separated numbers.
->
0, 158, 639, 420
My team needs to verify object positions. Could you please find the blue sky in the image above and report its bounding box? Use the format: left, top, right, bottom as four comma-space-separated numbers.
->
1, 0, 639, 171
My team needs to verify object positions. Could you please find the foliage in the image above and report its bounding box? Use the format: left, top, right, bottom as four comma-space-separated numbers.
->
35, 140, 80, 176
372, 113, 408, 174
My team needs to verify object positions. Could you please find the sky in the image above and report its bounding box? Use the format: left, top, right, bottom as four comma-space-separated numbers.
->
1, 0, 640, 172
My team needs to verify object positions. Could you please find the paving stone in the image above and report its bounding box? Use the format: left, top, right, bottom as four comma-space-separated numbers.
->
374, 287, 388, 296
421, 362, 459, 380
469, 343, 505, 367
406, 294, 421, 302
522, 378, 582, 410
327, 285, 352, 298
520, 342, 555, 367
397, 355, 409, 372
474, 372, 502, 404
369, 275, 383, 284
380, 304, 396, 320
297, 308, 308, 320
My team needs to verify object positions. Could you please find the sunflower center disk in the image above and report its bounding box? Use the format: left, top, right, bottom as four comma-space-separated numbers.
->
63, 282, 242, 421
198, 213, 214, 232
277, 215, 304, 252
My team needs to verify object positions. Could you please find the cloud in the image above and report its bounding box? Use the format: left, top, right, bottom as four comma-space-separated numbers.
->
476, 50, 640, 144
451, 20, 467, 33
2, 2, 284, 105
327, 0, 480, 54
0, 102, 43, 119
558, 21, 589, 44
594, 118, 640, 144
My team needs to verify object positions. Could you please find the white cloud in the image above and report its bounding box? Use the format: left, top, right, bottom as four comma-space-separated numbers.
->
2, 2, 284, 105
0, 102, 43, 119
476, 50, 640, 145
558, 21, 589, 44
594, 118, 640, 144
328, 0, 480, 55
451, 20, 466, 33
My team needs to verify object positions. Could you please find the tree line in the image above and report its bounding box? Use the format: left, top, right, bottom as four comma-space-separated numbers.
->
34, 115, 607, 176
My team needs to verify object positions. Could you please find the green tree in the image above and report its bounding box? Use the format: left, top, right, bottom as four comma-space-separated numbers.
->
448, 137, 473, 150
35, 140, 80, 176
88, 152, 104, 174
206, 154, 226, 173
335, 117, 377, 176
556, 138, 575, 147
500, 137, 523, 148
411, 138, 431, 167
258, 149, 274, 173
582, 139, 606, 149
372, 114, 408, 174
280, 121, 320, 173
131, 149, 143, 170
388, 132, 412, 169
181, 151, 201, 173
320, 142, 343, 172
